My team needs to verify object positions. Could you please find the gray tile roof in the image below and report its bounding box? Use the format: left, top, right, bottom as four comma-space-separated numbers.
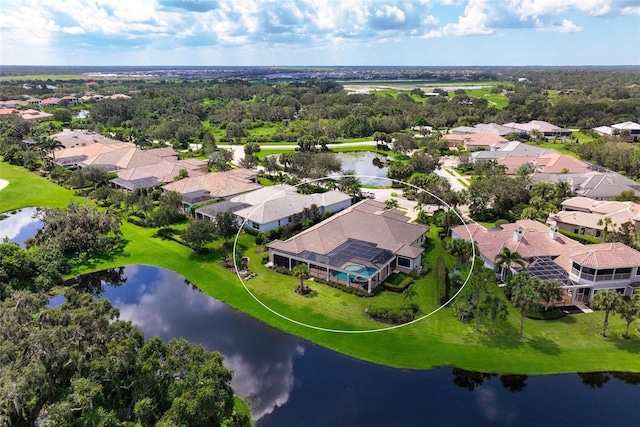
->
268, 199, 428, 260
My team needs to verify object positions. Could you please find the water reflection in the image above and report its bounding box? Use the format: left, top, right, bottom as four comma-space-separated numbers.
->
333, 152, 391, 186
78, 265, 640, 426
0, 207, 42, 246
93, 265, 301, 421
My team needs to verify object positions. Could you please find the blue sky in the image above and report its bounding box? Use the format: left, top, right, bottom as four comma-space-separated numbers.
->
1, 0, 639, 66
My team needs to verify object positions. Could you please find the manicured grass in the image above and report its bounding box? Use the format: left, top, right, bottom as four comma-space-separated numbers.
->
536, 141, 582, 159
2, 161, 640, 375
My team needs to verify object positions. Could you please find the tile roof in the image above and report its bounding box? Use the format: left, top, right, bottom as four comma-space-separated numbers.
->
563, 243, 640, 269
234, 191, 352, 225
268, 199, 428, 260
161, 168, 262, 198
115, 159, 207, 183
451, 219, 583, 266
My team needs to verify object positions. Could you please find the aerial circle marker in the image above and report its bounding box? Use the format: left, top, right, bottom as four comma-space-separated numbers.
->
233, 173, 476, 333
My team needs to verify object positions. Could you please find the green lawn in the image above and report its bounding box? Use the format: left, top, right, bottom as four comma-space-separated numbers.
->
2, 161, 640, 375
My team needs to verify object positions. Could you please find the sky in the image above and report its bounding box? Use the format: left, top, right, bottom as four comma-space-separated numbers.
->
1, 0, 639, 66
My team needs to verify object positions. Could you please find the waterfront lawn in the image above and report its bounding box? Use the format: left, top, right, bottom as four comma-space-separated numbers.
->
2, 160, 640, 375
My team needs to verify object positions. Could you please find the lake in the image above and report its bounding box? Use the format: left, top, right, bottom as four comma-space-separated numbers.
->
64, 266, 640, 426
0, 207, 42, 247
334, 151, 391, 186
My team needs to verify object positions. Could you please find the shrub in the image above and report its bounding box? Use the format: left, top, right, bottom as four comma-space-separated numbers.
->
366, 303, 419, 324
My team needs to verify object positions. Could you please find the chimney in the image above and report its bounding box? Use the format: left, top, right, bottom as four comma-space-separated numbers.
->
549, 224, 559, 240
513, 225, 524, 242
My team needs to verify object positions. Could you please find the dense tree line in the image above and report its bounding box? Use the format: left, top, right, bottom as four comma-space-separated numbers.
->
0, 290, 249, 426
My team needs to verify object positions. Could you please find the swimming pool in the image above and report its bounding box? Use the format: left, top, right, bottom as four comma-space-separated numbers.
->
331, 265, 377, 282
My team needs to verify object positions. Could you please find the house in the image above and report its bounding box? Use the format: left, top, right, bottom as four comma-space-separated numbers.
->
451, 220, 640, 304
59, 95, 78, 106
79, 146, 179, 171
51, 142, 134, 168
267, 199, 428, 293
43, 130, 124, 149
532, 171, 640, 201
194, 201, 252, 220
161, 168, 262, 203
233, 190, 352, 232
19, 109, 53, 121
495, 152, 592, 175
0, 100, 28, 108
554, 243, 640, 304
41, 97, 62, 106
547, 196, 640, 237
442, 133, 507, 150
503, 120, 572, 139
110, 159, 208, 192
450, 123, 519, 137
593, 121, 640, 141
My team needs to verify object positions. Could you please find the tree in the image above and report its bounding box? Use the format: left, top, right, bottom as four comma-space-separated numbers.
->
510, 274, 540, 338
536, 279, 564, 311
35, 135, 64, 163
153, 191, 184, 229
262, 155, 280, 173
181, 219, 217, 253
392, 133, 417, 154
385, 198, 399, 209
618, 294, 640, 339
293, 263, 310, 294
494, 247, 525, 282
466, 265, 495, 331
28, 202, 121, 258
208, 149, 234, 171
481, 293, 509, 335
0, 290, 244, 426
174, 168, 189, 181
403, 283, 418, 302
445, 238, 474, 265
225, 122, 247, 144
409, 150, 441, 174
215, 211, 239, 243
591, 289, 623, 337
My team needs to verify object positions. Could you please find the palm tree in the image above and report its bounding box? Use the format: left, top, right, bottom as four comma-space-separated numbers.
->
445, 238, 475, 265
36, 135, 64, 163
618, 295, 640, 339
511, 283, 540, 338
494, 247, 525, 282
591, 289, 623, 337
293, 263, 310, 294
537, 279, 564, 311
403, 284, 418, 302
481, 293, 509, 335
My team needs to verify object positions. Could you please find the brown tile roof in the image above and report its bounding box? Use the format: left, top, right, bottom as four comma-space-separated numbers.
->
116, 159, 208, 183
81, 147, 173, 169
161, 168, 262, 198
54, 142, 134, 163
451, 219, 583, 266
268, 199, 428, 258
563, 243, 640, 269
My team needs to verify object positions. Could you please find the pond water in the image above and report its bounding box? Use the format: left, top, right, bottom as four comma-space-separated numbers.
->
0, 207, 42, 247
65, 266, 640, 426
333, 151, 391, 186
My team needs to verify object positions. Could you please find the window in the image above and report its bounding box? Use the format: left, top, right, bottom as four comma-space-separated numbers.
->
252, 222, 260, 230
397, 257, 411, 268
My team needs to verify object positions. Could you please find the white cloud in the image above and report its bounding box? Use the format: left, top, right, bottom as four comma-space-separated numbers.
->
540, 19, 583, 33
621, 5, 640, 15
441, 0, 494, 36
509, 0, 613, 18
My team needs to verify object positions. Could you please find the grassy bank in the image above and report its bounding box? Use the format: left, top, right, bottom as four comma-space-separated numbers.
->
2, 161, 639, 375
